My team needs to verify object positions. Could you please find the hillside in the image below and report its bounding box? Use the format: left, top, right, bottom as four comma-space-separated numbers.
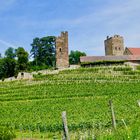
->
0, 66, 140, 139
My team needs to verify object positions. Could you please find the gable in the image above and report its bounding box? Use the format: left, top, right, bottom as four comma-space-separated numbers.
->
124, 48, 132, 55
126, 48, 140, 55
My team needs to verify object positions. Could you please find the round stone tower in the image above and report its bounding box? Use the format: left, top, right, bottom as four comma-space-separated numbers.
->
104, 35, 124, 56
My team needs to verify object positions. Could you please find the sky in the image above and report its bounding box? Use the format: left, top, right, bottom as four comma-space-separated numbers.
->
0, 0, 140, 56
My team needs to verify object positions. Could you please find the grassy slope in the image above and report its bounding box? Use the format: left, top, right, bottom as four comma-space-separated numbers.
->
0, 66, 140, 138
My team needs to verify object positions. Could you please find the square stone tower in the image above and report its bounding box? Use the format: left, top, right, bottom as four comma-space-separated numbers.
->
104, 35, 124, 56
56, 31, 69, 69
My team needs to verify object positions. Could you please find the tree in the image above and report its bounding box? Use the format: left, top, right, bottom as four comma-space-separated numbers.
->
16, 47, 29, 71
0, 47, 17, 79
0, 57, 17, 79
30, 36, 56, 67
0, 59, 4, 79
69, 50, 86, 64
5, 47, 16, 59
0, 47, 29, 79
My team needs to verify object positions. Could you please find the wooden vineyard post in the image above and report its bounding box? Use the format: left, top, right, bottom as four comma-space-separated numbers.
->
62, 111, 70, 140
122, 119, 128, 129
137, 100, 140, 107
109, 100, 116, 130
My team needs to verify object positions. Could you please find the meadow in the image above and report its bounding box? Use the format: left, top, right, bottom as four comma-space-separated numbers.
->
0, 65, 140, 139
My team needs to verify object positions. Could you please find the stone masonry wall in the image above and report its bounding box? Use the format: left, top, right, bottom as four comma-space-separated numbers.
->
56, 31, 69, 69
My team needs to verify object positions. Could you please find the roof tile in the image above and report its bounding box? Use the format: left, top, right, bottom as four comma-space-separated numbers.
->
127, 48, 140, 55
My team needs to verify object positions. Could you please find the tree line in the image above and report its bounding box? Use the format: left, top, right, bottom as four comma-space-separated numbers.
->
0, 36, 86, 79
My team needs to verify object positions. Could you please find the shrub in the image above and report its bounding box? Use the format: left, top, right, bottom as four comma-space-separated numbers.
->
136, 65, 140, 71
29, 65, 49, 72
1, 78, 5, 82
0, 126, 16, 140
81, 60, 126, 67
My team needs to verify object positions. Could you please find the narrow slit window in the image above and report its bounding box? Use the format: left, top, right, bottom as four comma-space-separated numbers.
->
59, 48, 62, 52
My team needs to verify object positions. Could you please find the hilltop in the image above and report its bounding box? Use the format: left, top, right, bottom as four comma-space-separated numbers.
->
0, 65, 140, 139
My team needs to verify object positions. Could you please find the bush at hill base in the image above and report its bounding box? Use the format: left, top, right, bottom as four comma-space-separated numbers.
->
0, 126, 16, 140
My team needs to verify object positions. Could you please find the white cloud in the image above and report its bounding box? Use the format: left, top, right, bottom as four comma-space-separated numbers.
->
2, 0, 140, 30
0, 0, 140, 56
0, 39, 17, 48
26, 0, 138, 28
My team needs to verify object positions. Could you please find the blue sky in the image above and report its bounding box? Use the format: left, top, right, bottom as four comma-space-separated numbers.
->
0, 0, 140, 56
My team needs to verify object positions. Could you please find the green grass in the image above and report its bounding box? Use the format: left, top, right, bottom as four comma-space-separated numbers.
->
0, 66, 140, 139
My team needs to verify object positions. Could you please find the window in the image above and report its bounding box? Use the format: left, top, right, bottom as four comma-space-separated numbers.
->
21, 72, 24, 78
59, 48, 62, 52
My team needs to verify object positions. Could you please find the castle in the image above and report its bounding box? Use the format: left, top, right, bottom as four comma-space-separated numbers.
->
104, 35, 140, 56
80, 34, 140, 65
55, 32, 140, 68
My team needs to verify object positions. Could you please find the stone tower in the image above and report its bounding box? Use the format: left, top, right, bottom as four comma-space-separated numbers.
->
56, 31, 69, 69
104, 35, 124, 56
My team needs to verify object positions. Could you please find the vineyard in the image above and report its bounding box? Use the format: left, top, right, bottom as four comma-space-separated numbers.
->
0, 65, 140, 139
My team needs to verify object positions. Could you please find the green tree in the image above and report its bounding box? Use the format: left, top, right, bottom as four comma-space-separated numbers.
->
0, 57, 17, 79
5, 47, 16, 59
0, 47, 17, 79
0, 58, 4, 79
0, 126, 16, 140
30, 36, 56, 67
16, 47, 29, 71
69, 50, 86, 64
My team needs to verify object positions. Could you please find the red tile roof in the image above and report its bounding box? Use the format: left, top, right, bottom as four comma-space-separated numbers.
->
127, 48, 140, 55
80, 55, 140, 62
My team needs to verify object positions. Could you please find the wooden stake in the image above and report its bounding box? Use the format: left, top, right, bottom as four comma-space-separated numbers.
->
137, 100, 140, 107
109, 100, 116, 130
62, 111, 70, 140
20, 125, 23, 139
122, 119, 128, 129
